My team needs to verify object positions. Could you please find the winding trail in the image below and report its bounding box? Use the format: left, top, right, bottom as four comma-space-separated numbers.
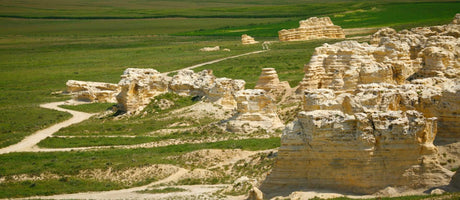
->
0, 49, 268, 155
0, 101, 95, 154
164, 50, 267, 75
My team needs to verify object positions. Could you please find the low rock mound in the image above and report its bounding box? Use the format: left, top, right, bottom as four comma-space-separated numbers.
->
66, 80, 119, 103
242, 34, 259, 45
278, 17, 345, 42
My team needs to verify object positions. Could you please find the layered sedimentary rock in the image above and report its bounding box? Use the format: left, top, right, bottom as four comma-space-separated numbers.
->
242, 34, 259, 45
278, 17, 345, 42
66, 80, 119, 103
297, 17, 460, 142
254, 68, 290, 99
116, 68, 170, 113
226, 89, 284, 133
263, 83, 453, 194
116, 69, 246, 113
264, 16, 460, 195
170, 69, 245, 109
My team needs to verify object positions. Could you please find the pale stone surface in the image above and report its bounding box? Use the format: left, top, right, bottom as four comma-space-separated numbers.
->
297, 19, 460, 143
263, 83, 454, 194
299, 17, 460, 93
242, 34, 259, 45
66, 80, 119, 103
255, 68, 290, 99
226, 89, 284, 133
278, 17, 345, 41
199, 46, 220, 52
169, 69, 215, 96
116, 68, 170, 113
247, 187, 264, 200
170, 69, 245, 109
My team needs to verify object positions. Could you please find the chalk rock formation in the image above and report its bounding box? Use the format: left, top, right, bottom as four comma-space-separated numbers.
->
263, 83, 454, 194
169, 70, 215, 96
226, 89, 284, 133
170, 69, 245, 109
265, 17, 460, 194
200, 46, 220, 52
242, 34, 259, 45
116, 68, 170, 113
278, 17, 345, 42
255, 68, 290, 99
299, 14, 460, 93
207, 77, 246, 108
66, 80, 119, 103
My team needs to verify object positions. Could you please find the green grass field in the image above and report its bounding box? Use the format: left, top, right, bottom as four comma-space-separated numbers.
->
1, 0, 459, 198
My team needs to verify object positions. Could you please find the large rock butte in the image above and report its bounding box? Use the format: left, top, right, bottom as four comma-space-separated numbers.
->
263, 83, 454, 194
297, 18, 460, 143
263, 15, 460, 195
116, 68, 170, 113
66, 80, 120, 103
278, 17, 345, 42
226, 89, 284, 133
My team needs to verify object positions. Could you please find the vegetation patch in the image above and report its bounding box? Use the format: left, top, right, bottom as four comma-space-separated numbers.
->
59, 103, 116, 113
0, 178, 125, 198
37, 136, 160, 148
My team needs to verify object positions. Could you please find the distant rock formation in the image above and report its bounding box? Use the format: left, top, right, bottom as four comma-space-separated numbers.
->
278, 17, 345, 42
170, 69, 245, 109
226, 89, 284, 133
242, 34, 259, 45
66, 80, 119, 103
255, 68, 290, 99
200, 46, 220, 52
116, 68, 170, 113
263, 15, 460, 195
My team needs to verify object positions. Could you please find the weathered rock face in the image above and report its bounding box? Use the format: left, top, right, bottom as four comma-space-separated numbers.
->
66, 80, 120, 103
255, 68, 290, 99
242, 34, 259, 45
170, 69, 245, 109
278, 17, 345, 42
263, 83, 454, 194
265, 17, 460, 195
297, 18, 460, 143
226, 89, 284, 133
116, 68, 170, 113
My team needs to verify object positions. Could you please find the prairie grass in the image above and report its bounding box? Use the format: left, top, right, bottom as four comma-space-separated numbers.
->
178, 2, 460, 37
59, 103, 116, 113
0, 138, 281, 176
194, 39, 340, 88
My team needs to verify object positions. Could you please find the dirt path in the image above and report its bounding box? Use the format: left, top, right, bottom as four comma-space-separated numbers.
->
164, 50, 267, 75
0, 101, 95, 154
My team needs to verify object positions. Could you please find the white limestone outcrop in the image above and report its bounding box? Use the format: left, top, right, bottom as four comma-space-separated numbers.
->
66, 80, 119, 103
242, 34, 259, 45
226, 89, 284, 133
278, 17, 345, 42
